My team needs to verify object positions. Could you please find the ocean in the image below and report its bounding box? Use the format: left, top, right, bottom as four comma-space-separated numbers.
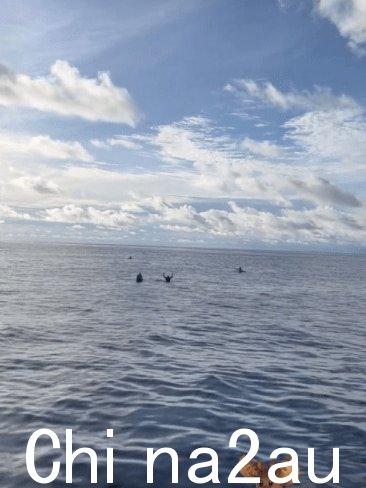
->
0, 242, 365, 487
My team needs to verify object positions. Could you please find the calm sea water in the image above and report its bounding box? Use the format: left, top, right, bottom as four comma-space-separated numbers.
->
0, 242, 365, 487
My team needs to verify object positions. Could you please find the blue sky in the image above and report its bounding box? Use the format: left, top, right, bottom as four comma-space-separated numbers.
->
0, 0, 365, 249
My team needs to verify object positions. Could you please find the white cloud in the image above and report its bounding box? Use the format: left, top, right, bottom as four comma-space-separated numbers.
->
156, 201, 366, 244
90, 139, 110, 149
0, 205, 32, 221
241, 137, 282, 157
44, 204, 137, 228
1, 189, 365, 245
134, 117, 286, 199
283, 107, 366, 166
90, 134, 147, 151
0, 60, 139, 124
145, 116, 229, 167
155, 199, 366, 243
0, 93, 364, 247
1, 197, 363, 245
107, 135, 143, 150
226, 79, 358, 111
315, 0, 366, 55
88, 114, 364, 208
0, 132, 93, 162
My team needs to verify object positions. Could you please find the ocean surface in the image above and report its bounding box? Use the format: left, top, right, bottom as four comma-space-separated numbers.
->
0, 242, 365, 487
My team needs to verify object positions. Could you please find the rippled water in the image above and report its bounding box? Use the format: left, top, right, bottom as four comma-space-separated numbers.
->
0, 242, 365, 487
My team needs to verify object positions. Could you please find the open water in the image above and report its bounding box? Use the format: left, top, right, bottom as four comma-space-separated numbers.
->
0, 242, 365, 487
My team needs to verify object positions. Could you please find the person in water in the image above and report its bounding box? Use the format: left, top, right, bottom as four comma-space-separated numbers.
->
136, 272, 143, 282
238, 266, 245, 273
163, 273, 173, 282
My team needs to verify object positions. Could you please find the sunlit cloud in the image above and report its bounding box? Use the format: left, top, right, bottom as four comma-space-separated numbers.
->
315, 0, 366, 55
0, 60, 139, 124
0, 56, 364, 247
0, 132, 93, 162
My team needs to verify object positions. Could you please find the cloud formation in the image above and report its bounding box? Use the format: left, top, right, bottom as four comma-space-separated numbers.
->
2, 198, 364, 245
284, 107, 366, 166
0, 60, 139, 124
0, 63, 364, 248
315, 0, 366, 55
85, 112, 364, 209
225, 79, 357, 111
13, 176, 59, 195
0, 132, 93, 161
107, 135, 143, 150
241, 137, 282, 157
44, 204, 137, 227
290, 177, 362, 207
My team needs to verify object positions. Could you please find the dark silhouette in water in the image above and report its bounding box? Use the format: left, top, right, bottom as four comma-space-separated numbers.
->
136, 273, 143, 282
128, 256, 132, 259
163, 273, 173, 282
238, 266, 245, 273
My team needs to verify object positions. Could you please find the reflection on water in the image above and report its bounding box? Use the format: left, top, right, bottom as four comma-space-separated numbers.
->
0, 242, 365, 487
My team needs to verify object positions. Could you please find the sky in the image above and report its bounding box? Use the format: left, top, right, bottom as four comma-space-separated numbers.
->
0, 0, 365, 250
